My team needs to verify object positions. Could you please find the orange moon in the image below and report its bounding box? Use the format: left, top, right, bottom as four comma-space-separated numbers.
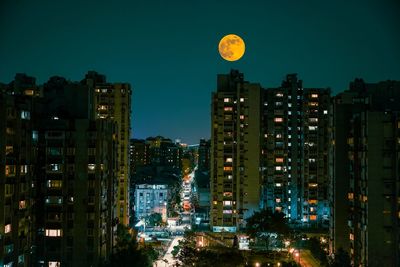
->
218, 34, 245, 61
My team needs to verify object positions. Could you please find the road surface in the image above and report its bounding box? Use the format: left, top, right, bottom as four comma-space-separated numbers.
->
153, 236, 183, 267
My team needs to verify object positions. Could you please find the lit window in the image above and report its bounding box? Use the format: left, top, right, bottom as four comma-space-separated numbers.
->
308, 126, 317, 131
288, 103, 292, 108
274, 117, 283, 123
240, 98, 245, 102
349, 233, 354, 241
276, 198, 281, 203
276, 134, 282, 138
20, 165, 28, 174
224, 166, 233, 171
213, 201, 218, 205
19, 200, 26, 210
47, 180, 62, 188
224, 107, 233, 111
223, 192, 233, 197
21, 110, 30, 120
49, 164, 61, 172
88, 164, 96, 171
310, 215, 317, 220
6, 145, 13, 155
98, 105, 108, 110
309, 183, 318, 187
275, 166, 282, 171
308, 199, 318, 204
5, 224, 11, 233
309, 118, 318, 123
275, 158, 284, 163
323, 110, 328, 114
276, 92, 284, 97
275, 183, 282, 187
223, 98, 230, 103
5, 165, 16, 176
45, 229, 62, 237
46, 197, 63, 205
223, 210, 232, 214
348, 192, 354, 200
309, 102, 318, 106
225, 157, 233, 163
311, 94, 318, 98
223, 201, 232, 206
240, 115, 245, 120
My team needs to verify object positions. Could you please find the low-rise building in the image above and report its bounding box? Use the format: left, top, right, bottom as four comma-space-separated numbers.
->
134, 184, 169, 223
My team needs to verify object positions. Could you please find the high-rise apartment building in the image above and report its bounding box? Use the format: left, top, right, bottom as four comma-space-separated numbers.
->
210, 70, 262, 231
0, 72, 128, 266
34, 118, 117, 267
262, 74, 330, 226
0, 82, 35, 267
330, 79, 400, 267
83, 72, 132, 225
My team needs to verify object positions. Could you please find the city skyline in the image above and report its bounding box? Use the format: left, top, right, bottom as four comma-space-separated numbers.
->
1, 0, 400, 144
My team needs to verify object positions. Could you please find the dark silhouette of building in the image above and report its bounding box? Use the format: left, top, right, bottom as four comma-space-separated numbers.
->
329, 79, 400, 267
262, 74, 330, 227
0, 72, 129, 267
0, 74, 36, 266
198, 139, 211, 171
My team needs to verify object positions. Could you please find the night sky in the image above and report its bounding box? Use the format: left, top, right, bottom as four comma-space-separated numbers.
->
1, 0, 399, 144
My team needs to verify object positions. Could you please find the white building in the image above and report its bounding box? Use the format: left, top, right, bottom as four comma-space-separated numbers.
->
134, 184, 169, 222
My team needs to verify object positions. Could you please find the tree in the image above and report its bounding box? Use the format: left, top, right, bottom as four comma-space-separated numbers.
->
304, 237, 328, 266
145, 212, 163, 227
245, 209, 289, 237
104, 224, 157, 267
175, 230, 198, 266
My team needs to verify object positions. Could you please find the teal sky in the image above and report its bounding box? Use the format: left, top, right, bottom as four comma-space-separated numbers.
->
1, 0, 399, 144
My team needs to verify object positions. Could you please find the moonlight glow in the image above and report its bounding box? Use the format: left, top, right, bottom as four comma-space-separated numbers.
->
218, 34, 245, 61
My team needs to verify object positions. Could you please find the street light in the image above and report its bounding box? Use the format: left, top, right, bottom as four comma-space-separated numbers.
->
255, 262, 260, 267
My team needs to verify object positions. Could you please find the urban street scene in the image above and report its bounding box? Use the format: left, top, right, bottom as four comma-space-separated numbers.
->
1, 1, 399, 267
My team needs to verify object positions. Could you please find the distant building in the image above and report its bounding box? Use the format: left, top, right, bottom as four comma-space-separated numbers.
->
210, 70, 262, 231
329, 79, 400, 267
146, 136, 182, 169
134, 184, 169, 222
194, 139, 211, 226
129, 139, 150, 176
262, 74, 330, 227
198, 139, 211, 171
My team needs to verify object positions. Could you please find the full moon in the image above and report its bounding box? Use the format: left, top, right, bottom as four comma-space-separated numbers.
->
218, 34, 245, 61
